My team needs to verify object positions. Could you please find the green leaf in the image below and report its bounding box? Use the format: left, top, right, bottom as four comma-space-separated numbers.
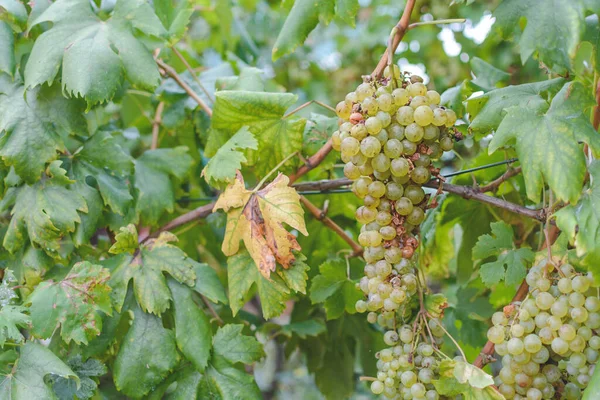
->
199, 355, 262, 400
0, 305, 30, 347
470, 57, 510, 90
0, 22, 14, 76
272, 0, 335, 60
309, 258, 363, 320
0, 342, 79, 400
106, 232, 197, 314
0, 0, 27, 26
433, 359, 503, 399
211, 90, 306, 176
494, 0, 585, 73
489, 81, 600, 203
51, 355, 107, 400
27, 261, 112, 344
335, 0, 359, 27
213, 324, 264, 365
134, 147, 193, 226
0, 79, 87, 183
227, 251, 291, 319
72, 131, 134, 215
108, 224, 138, 255
555, 160, 600, 269
154, 0, 193, 42
25, 0, 166, 107
3, 161, 87, 255
113, 305, 179, 399
193, 263, 228, 304
202, 126, 258, 187
281, 319, 326, 338
276, 253, 310, 294
472, 221, 515, 259
466, 77, 564, 134
167, 279, 212, 372
585, 356, 600, 399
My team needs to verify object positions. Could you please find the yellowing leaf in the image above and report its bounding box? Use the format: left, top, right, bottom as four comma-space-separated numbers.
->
213, 172, 307, 278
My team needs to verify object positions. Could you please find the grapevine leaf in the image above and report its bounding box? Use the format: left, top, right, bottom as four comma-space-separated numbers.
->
3, 161, 87, 256
134, 147, 193, 226
27, 261, 112, 344
154, 0, 194, 42
433, 359, 503, 399
211, 90, 306, 176
585, 359, 600, 399
51, 355, 107, 400
466, 77, 564, 134
281, 319, 326, 338
25, 0, 166, 107
72, 180, 103, 247
72, 131, 134, 215
106, 232, 197, 314
335, 0, 359, 27
0, 78, 87, 183
193, 263, 228, 304
0, 305, 31, 347
489, 82, 600, 203
473, 222, 534, 287
494, 0, 584, 73
227, 251, 291, 319
201, 126, 258, 187
113, 305, 179, 399
470, 57, 510, 90
0, 0, 27, 27
213, 324, 264, 365
0, 342, 79, 400
309, 258, 363, 320
272, 0, 334, 60
277, 254, 310, 294
555, 160, 600, 270
199, 355, 262, 400
167, 279, 212, 372
108, 224, 138, 255
0, 22, 14, 76
214, 173, 308, 278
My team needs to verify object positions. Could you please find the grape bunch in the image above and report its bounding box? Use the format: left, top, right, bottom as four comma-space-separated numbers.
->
370, 319, 448, 399
487, 262, 600, 399
332, 67, 458, 321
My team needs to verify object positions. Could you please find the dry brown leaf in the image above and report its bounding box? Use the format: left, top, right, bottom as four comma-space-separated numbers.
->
213, 172, 308, 278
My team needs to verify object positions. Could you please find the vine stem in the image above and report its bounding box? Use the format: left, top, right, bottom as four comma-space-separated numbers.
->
151, 102, 165, 150
253, 151, 299, 192
155, 58, 213, 116
371, 0, 416, 79
408, 18, 466, 28
172, 47, 215, 103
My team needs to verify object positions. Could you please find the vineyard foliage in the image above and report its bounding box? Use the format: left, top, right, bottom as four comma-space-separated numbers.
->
0, 0, 599, 399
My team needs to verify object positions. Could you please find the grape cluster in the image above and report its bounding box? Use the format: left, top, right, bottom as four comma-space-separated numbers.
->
488, 262, 600, 399
370, 319, 448, 399
332, 67, 458, 323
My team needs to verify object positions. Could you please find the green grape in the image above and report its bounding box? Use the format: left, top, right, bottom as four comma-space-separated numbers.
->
362, 96, 378, 115
370, 380, 384, 394
558, 277, 573, 293
396, 106, 414, 125
359, 162, 374, 176
373, 128, 389, 144
386, 182, 404, 200
445, 109, 458, 127
395, 197, 413, 215
405, 185, 425, 204
423, 125, 440, 140
356, 82, 374, 101
524, 334, 542, 353
345, 91, 358, 103
487, 326, 505, 344
409, 95, 428, 109
368, 181, 386, 198
380, 226, 397, 241
341, 136, 360, 156
414, 105, 434, 126
392, 88, 409, 106
428, 142, 442, 159
363, 195, 380, 208
373, 169, 391, 181
365, 116, 383, 134
331, 130, 342, 151
343, 162, 360, 179
377, 93, 393, 112
350, 123, 368, 140
408, 82, 427, 97
507, 338, 525, 355
336, 100, 352, 119
406, 207, 425, 225
385, 247, 402, 263
426, 90, 441, 105
384, 64, 401, 79
405, 123, 425, 142
551, 337, 569, 355
431, 108, 447, 126
389, 123, 405, 140
376, 111, 392, 127
573, 276, 591, 293
402, 139, 417, 155
411, 166, 430, 185
391, 158, 410, 177
392, 173, 410, 184
372, 153, 390, 172
384, 138, 403, 158
377, 211, 393, 226
414, 154, 431, 167
356, 300, 368, 313
360, 136, 381, 157
440, 135, 454, 151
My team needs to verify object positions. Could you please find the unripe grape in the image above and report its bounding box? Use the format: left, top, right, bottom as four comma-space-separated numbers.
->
370, 380, 384, 394
385, 182, 404, 200
411, 166, 430, 184
406, 207, 425, 225
355, 300, 367, 313
440, 135, 454, 151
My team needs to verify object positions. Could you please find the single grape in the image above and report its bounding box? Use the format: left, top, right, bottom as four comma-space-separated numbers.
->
414, 105, 434, 126
336, 100, 352, 119
396, 106, 414, 125
383, 138, 403, 158
365, 116, 383, 134
395, 197, 414, 216
408, 82, 427, 97
360, 136, 381, 157
392, 88, 409, 106
426, 90, 441, 105
391, 158, 410, 177
405, 123, 425, 142
341, 137, 360, 156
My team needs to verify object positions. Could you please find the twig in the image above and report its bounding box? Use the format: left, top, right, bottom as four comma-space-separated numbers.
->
172, 47, 214, 103
371, 0, 416, 79
253, 151, 299, 192
293, 178, 352, 192
593, 80, 600, 131
151, 102, 165, 150
199, 294, 223, 325
288, 140, 333, 183
473, 225, 559, 368
408, 18, 466, 29
478, 167, 522, 193
155, 58, 213, 117
300, 196, 363, 256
